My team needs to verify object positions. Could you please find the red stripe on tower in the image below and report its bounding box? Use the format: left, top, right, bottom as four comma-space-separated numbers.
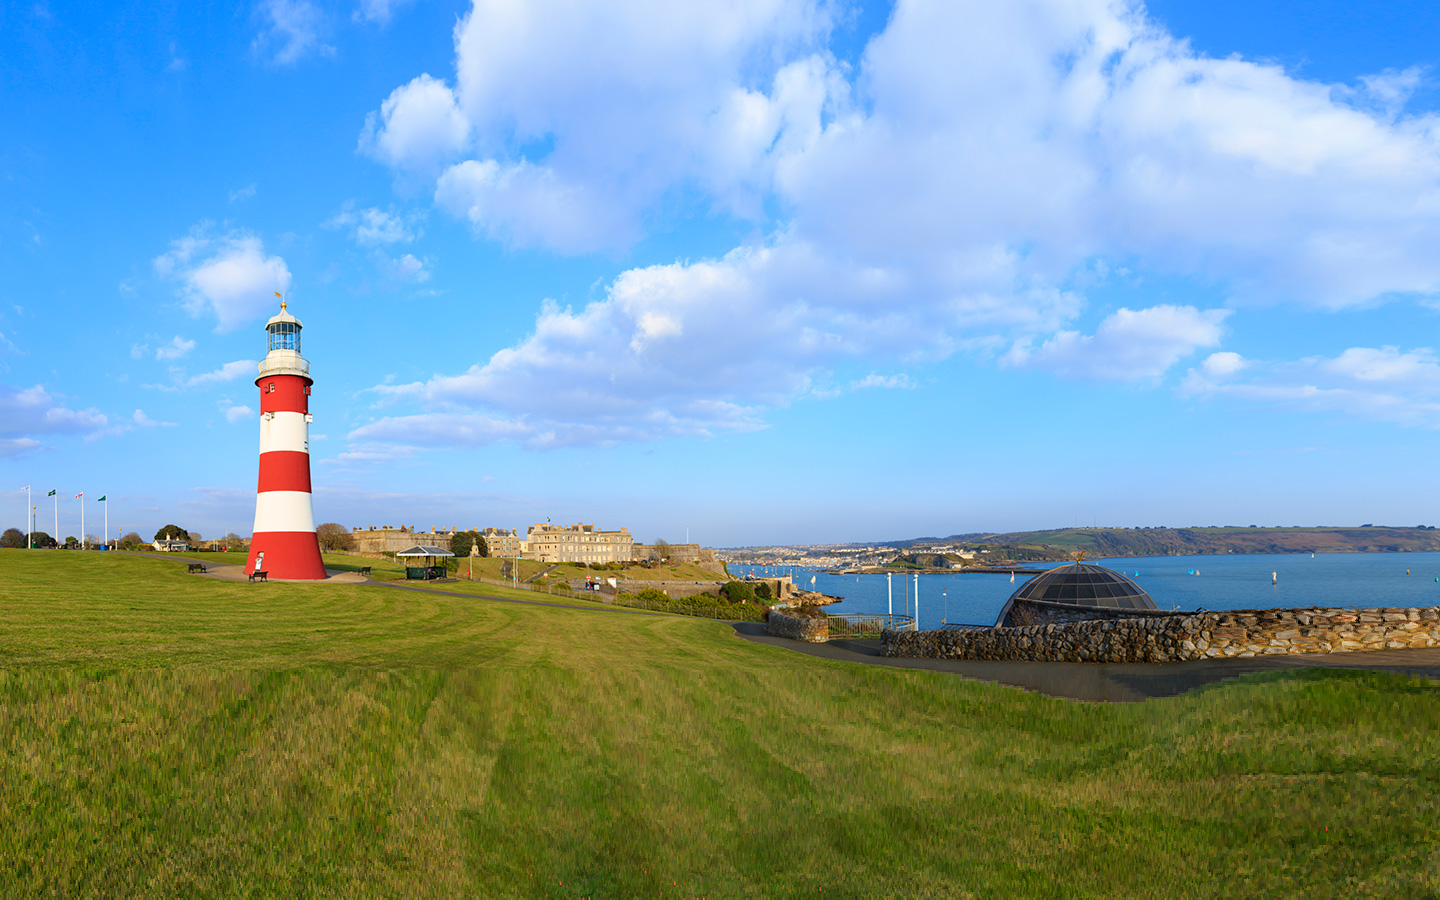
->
245, 301, 326, 580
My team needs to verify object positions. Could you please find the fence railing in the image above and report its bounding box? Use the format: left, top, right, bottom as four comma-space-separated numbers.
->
823, 612, 916, 639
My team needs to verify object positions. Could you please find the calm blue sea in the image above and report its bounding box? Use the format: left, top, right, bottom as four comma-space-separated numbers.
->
731, 552, 1440, 631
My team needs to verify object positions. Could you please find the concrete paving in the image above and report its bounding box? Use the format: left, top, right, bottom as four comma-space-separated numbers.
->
729, 622, 1440, 703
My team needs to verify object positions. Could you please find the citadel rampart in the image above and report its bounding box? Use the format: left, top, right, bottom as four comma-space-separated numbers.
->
883, 606, 1440, 663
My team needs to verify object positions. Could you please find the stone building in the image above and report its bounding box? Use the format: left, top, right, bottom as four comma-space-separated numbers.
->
480, 527, 526, 558
524, 522, 633, 564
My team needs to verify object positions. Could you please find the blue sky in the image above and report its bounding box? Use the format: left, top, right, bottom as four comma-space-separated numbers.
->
4, 0, 1440, 546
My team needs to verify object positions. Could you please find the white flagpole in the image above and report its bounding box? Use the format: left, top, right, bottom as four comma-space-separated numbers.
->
53, 492, 57, 545
103, 497, 108, 549
78, 493, 84, 551
23, 486, 30, 549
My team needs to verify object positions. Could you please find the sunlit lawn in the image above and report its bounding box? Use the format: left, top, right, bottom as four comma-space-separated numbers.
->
1, 550, 1438, 896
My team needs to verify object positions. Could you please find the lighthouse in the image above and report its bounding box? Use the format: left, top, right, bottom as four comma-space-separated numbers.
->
246, 300, 326, 580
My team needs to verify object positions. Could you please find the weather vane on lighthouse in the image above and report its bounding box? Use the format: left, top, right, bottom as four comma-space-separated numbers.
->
246, 291, 326, 580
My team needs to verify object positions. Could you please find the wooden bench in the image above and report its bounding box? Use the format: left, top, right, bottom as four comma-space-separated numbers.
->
187, 563, 207, 574
358, 566, 372, 576
248, 570, 268, 583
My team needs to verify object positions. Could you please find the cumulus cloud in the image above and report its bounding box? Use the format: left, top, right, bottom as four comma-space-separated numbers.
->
1181, 345, 1440, 426
1003, 306, 1230, 380
360, 74, 471, 177
0, 384, 108, 455
355, 0, 1440, 449
253, 0, 334, 65
154, 228, 291, 331
223, 404, 255, 423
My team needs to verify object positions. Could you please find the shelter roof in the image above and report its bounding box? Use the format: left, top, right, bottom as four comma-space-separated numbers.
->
395, 545, 454, 557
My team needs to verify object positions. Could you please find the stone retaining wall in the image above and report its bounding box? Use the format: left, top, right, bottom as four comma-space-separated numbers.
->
767, 610, 828, 643
883, 606, 1440, 663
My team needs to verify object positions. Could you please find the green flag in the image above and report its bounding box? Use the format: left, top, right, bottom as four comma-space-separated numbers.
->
47, 489, 56, 497
97, 495, 106, 502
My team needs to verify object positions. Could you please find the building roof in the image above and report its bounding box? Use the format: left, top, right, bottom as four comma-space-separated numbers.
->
1002, 561, 1157, 612
395, 545, 454, 558
265, 301, 303, 330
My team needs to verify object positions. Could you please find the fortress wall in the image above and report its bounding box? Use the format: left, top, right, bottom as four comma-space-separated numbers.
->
883, 606, 1440, 664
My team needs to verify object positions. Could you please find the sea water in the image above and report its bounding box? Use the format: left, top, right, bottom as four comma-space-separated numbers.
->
731, 551, 1440, 632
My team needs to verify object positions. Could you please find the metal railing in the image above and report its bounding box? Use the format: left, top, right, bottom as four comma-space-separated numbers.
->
940, 622, 991, 631
824, 612, 916, 639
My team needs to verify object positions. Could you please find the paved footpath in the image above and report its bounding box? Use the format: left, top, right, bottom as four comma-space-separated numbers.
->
729, 622, 1440, 703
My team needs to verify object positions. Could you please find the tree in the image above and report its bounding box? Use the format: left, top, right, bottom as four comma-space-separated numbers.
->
316, 523, 354, 552
154, 524, 188, 541
120, 531, 143, 549
451, 530, 486, 558
1, 528, 24, 548
753, 581, 773, 601
29, 531, 55, 549
187, 531, 202, 542
223, 532, 246, 547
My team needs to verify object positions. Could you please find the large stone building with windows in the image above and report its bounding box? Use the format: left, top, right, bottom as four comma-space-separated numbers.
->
479, 527, 525, 558
524, 522, 634, 564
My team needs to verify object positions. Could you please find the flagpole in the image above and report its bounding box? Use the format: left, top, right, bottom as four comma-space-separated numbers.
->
103, 496, 108, 549
23, 486, 30, 549
79, 492, 84, 551
53, 491, 57, 545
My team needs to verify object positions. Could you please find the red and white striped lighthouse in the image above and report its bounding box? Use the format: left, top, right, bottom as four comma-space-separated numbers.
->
245, 301, 326, 580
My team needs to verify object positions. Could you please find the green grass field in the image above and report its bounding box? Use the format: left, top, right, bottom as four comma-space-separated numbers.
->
2, 550, 1438, 896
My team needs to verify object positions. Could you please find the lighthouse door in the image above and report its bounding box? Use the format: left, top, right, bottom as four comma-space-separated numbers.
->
253, 551, 265, 573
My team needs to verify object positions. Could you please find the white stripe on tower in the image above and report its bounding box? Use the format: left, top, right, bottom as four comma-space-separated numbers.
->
253, 491, 317, 533
258, 412, 310, 454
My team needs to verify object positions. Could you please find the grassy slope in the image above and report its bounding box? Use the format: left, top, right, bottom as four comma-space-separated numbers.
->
1, 551, 1438, 897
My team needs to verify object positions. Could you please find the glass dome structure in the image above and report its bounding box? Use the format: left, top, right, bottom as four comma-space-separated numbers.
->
1002, 562, 1157, 613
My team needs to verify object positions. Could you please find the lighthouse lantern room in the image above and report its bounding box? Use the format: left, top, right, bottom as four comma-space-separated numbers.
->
246, 301, 326, 580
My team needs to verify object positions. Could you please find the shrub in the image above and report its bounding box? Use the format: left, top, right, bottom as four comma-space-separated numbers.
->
720, 581, 755, 603
754, 581, 772, 600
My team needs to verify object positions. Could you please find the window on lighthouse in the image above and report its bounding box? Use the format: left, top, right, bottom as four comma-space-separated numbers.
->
267, 321, 300, 353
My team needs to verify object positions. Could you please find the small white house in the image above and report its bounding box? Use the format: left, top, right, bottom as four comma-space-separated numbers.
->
153, 538, 191, 552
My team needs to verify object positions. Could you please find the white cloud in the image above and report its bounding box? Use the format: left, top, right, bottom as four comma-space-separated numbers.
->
1181, 345, 1440, 426
1003, 306, 1230, 380
325, 203, 420, 245
356, 0, 1440, 448
385, 253, 430, 283
355, 0, 414, 26
188, 360, 257, 389
224, 404, 255, 423
154, 228, 291, 331
852, 373, 915, 391
229, 183, 257, 203
360, 74, 471, 177
155, 336, 196, 360
0, 384, 108, 455
253, 0, 334, 65
133, 409, 177, 427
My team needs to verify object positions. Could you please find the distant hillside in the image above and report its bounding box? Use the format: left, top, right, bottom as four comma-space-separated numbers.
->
937, 526, 1440, 557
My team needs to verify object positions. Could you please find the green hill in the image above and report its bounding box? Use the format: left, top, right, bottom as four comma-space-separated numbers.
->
946, 526, 1440, 557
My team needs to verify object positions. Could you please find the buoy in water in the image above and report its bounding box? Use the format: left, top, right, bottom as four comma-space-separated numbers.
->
1272, 571, 1277, 584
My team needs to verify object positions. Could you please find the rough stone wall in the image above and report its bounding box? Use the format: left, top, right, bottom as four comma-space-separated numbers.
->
883, 606, 1440, 663
767, 610, 828, 643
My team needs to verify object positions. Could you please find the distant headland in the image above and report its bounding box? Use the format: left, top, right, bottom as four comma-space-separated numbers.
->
720, 525, 1440, 569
